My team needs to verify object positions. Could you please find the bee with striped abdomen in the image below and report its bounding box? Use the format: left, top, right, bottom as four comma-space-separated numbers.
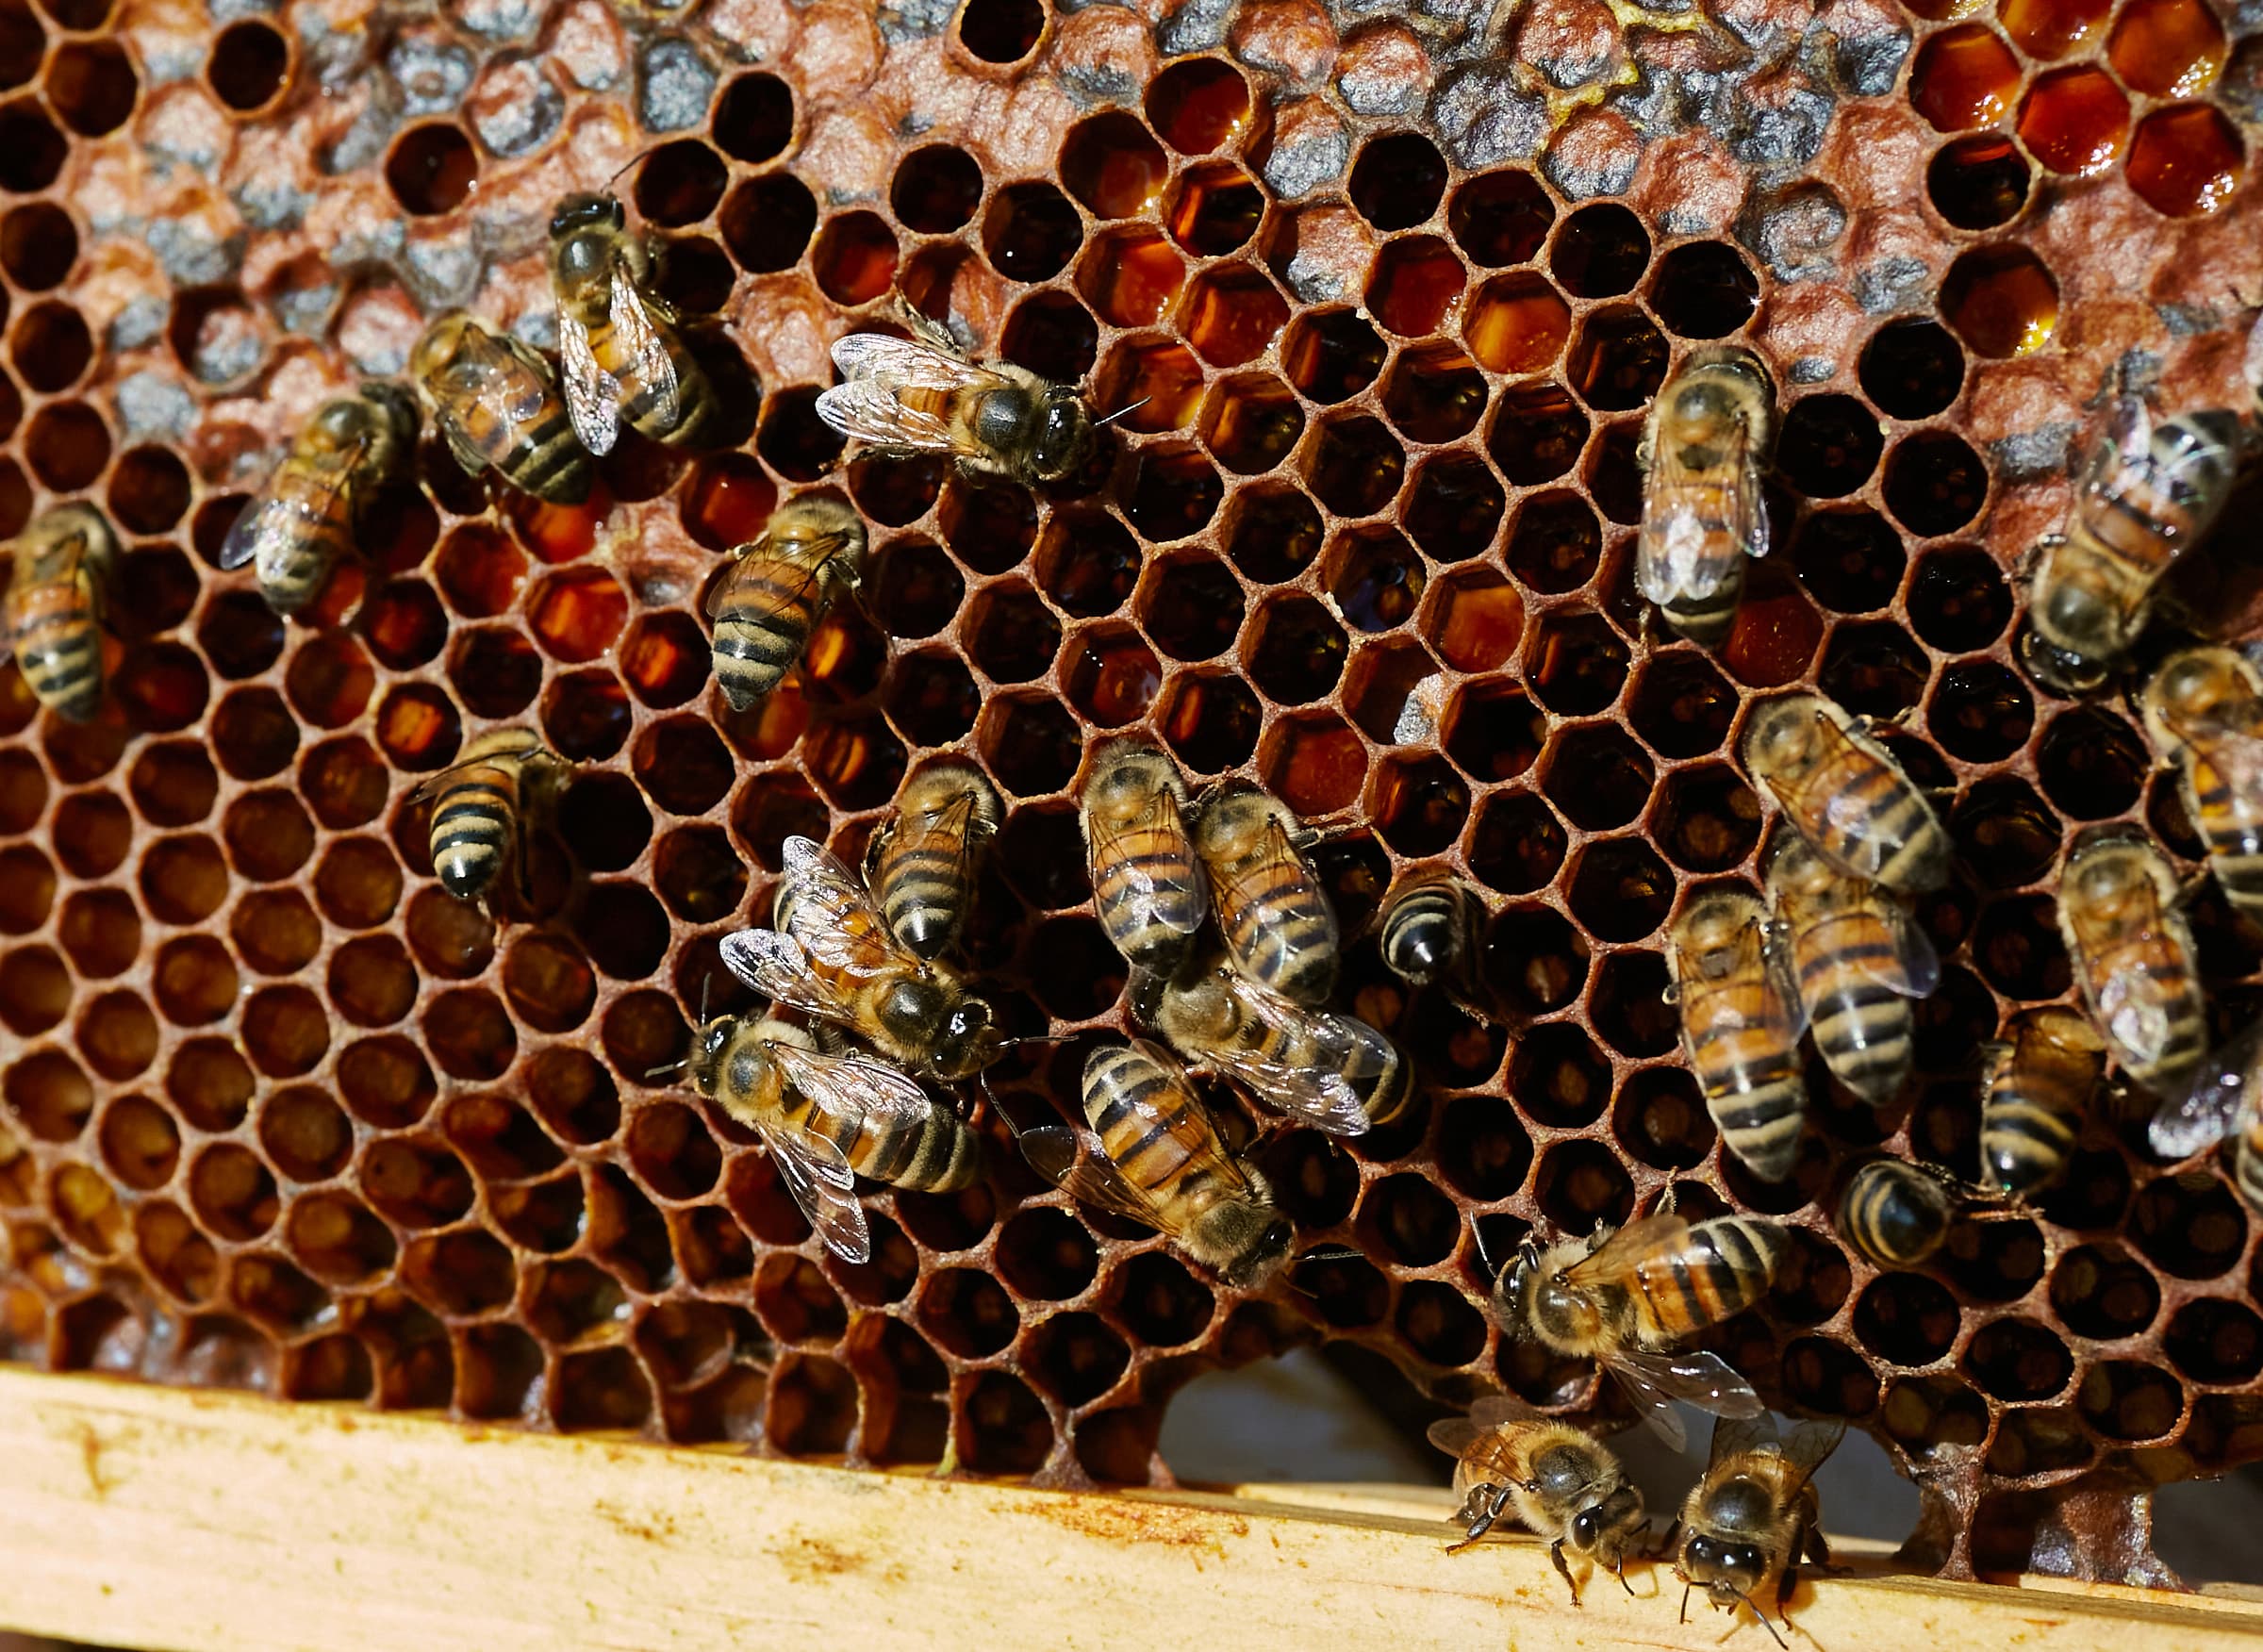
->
1379, 867, 1492, 1020
707, 496, 867, 713
2140, 647, 2263, 921
1493, 1210, 1784, 1450
689, 1013, 980, 1265
1834, 1158, 1957, 1270
1763, 834, 1938, 1104
817, 308, 1096, 487
1427, 1395, 1648, 1603
1742, 692, 1950, 894
1673, 1412, 1844, 1648
3, 504, 118, 722
1080, 739, 1208, 1019
1012, 1040, 1292, 1288
2020, 398, 2241, 694
2151, 1016, 2263, 1214
864, 758, 1000, 960
721, 835, 1005, 1081
411, 311, 593, 504
2057, 829, 2207, 1098
1193, 781, 1339, 1007
219, 385, 419, 615
1155, 957, 1408, 1136
551, 190, 719, 455
1668, 888, 1809, 1182
406, 728, 567, 908
1980, 1007, 2106, 1198
1636, 346, 1776, 646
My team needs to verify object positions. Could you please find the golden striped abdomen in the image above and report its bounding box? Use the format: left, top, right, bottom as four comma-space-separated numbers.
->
1627, 1216, 1784, 1344
1802, 745, 1944, 892
1083, 1043, 1234, 1231
1215, 855, 1337, 1005
1793, 910, 1912, 1103
8, 564, 102, 721
2187, 742, 2263, 917
429, 762, 521, 902
583, 306, 718, 449
779, 1072, 981, 1193
711, 550, 830, 711
1093, 819, 1204, 971
1683, 975, 1805, 1181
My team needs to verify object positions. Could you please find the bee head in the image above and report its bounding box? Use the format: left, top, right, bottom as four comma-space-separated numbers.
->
1741, 696, 1821, 780
1572, 1484, 1646, 1567
409, 312, 475, 386
1210, 1203, 1292, 1289
550, 195, 624, 287
357, 381, 423, 460
1680, 1529, 1767, 1597
1027, 388, 1094, 483
2017, 622, 2111, 695
929, 997, 1004, 1080
552, 191, 624, 239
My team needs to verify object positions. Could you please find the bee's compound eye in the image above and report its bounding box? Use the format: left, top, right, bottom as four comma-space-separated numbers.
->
1032, 397, 1089, 478
1571, 1510, 1602, 1548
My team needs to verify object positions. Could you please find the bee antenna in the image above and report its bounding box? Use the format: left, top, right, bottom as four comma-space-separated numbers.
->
1470, 1217, 1502, 1281
1092, 396, 1151, 429
644, 1057, 688, 1082
1616, 1561, 1635, 1598
1747, 1594, 1788, 1650
1295, 1247, 1363, 1265
603, 143, 663, 190
1678, 1585, 1692, 1627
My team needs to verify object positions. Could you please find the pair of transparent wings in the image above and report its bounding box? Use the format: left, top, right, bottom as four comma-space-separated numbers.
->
559, 265, 680, 456
719, 836, 929, 1029
1558, 1214, 1770, 1453
817, 332, 1012, 461
2062, 870, 2196, 1074
1635, 423, 1769, 605
1677, 919, 1811, 1047
1011, 1041, 1251, 1243
2079, 396, 2228, 546
1083, 787, 1207, 941
1767, 896, 1941, 1005
743, 1034, 941, 1266
1701, 1412, 1847, 1489
2150, 1016, 2263, 1162
216, 444, 362, 577
1757, 719, 1930, 887
1191, 972, 1378, 1138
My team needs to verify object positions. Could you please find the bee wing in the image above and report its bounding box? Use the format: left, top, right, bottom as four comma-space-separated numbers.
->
2081, 395, 2153, 505
403, 756, 487, 809
1702, 919, 1810, 1042
1608, 1349, 1766, 1452
2090, 882, 2190, 1073
766, 1040, 938, 1132
1426, 1396, 1533, 1462
1703, 1409, 1781, 1470
454, 325, 559, 425
1881, 901, 1942, 999
220, 447, 359, 572
814, 381, 965, 454
1780, 1416, 1848, 1488
755, 1118, 870, 1264
558, 310, 624, 456
1202, 987, 1373, 1137
831, 332, 995, 390
703, 543, 827, 620
1561, 1213, 1693, 1288
2149, 1018, 2262, 1159
1085, 793, 1208, 936
718, 927, 858, 1024
611, 275, 682, 426
2186, 706, 2263, 795
1015, 1122, 1167, 1231
1264, 814, 1341, 950
776, 834, 918, 977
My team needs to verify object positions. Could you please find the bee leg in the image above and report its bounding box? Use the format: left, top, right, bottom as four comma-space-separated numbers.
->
1547, 1539, 1581, 1608
1801, 1517, 1832, 1568
1615, 1560, 1635, 1598
1653, 1516, 1682, 1561
1445, 1483, 1514, 1553
1677, 1583, 1693, 1626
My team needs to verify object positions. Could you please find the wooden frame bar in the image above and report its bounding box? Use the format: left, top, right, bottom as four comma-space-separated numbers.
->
3, 1369, 2260, 1651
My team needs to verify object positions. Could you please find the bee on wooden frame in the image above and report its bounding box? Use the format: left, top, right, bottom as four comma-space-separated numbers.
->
1426, 1394, 1648, 1605
1671, 1412, 1846, 1649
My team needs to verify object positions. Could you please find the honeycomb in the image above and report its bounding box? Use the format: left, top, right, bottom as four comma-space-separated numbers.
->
0, 0, 2259, 1591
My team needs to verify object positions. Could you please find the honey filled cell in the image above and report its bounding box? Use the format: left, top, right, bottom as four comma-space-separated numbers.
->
0, 0, 2255, 1596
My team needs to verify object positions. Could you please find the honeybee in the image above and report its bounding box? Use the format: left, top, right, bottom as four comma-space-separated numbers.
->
688, 1013, 981, 1265
1673, 1412, 1845, 1648
1834, 1158, 1956, 1270
2151, 1016, 2263, 1213
720, 835, 1005, 1081
1741, 692, 1951, 894
1493, 1210, 1783, 1451
551, 190, 719, 455
219, 385, 419, 615
3, 504, 118, 722
1193, 782, 1340, 1007
2140, 647, 2263, 919
1762, 834, 1939, 1104
1080, 739, 1209, 1018
1154, 957, 1408, 1136
1425, 1395, 1647, 1604
1667, 889, 1809, 1182
1012, 1040, 1292, 1287
2021, 398, 2241, 693
863, 758, 1000, 960
410, 311, 593, 504
707, 496, 867, 713
2057, 829, 2207, 1097
1379, 868, 1491, 1019
1636, 346, 1776, 646
815, 308, 1096, 486
1980, 1007, 2106, 1197
405, 727, 566, 907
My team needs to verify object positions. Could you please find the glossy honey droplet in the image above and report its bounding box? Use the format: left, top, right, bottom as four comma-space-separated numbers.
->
1910, 25, 2023, 133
